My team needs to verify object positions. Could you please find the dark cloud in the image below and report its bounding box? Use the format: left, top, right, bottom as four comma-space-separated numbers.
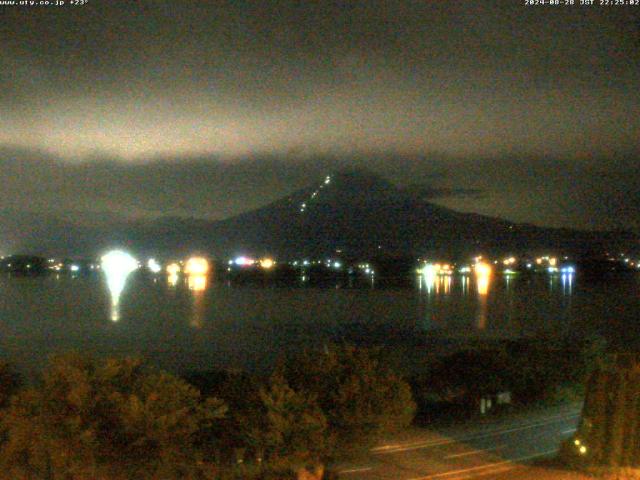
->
0, 0, 639, 252
1, 146, 638, 242
0, 1, 638, 158
403, 185, 486, 201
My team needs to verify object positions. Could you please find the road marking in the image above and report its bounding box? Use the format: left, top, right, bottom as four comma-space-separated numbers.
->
373, 414, 579, 454
373, 412, 578, 452
445, 445, 505, 459
338, 466, 373, 474
406, 449, 557, 480
561, 428, 577, 434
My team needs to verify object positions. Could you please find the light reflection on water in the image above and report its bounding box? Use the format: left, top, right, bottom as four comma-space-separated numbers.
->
1, 269, 637, 375
101, 250, 138, 322
187, 274, 208, 328
561, 273, 573, 295
167, 273, 179, 287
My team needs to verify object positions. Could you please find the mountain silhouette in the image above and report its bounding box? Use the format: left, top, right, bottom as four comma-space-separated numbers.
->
166, 169, 636, 259
9, 169, 636, 259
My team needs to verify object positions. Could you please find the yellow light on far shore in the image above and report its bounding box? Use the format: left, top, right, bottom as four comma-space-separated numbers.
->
474, 261, 492, 277
503, 256, 516, 265
166, 263, 181, 275
260, 258, 275, 269
185, 257, 209, 275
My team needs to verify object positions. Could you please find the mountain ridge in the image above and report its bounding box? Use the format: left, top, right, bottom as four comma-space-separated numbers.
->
6, 169, 637, 258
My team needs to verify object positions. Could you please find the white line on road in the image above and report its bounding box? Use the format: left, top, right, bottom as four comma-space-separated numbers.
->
373, 411, 580, 453
561, 428, 577, 434
445, 445, 505, 459
455, 464, 518, 480
373, 414, 579, 454
406, 449, 557, 480
338, 466, 373, 474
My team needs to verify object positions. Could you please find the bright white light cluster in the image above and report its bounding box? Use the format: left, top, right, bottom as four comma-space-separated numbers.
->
101, 250, 138, 321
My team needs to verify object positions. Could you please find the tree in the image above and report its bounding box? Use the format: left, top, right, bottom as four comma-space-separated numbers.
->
285, 346, 416, 453
0, 353, 226, 479
249, 373, 328, 473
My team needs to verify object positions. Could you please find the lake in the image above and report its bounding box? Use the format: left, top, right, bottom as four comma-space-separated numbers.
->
1, 270, 639, 377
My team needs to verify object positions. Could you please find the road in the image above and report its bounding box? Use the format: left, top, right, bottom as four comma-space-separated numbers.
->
336, 404, 590, 479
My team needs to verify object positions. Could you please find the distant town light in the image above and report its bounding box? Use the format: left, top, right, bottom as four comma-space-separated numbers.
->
420, 263, 437, 278
260, 258, 275, 269
147, 258, 162, 274
474, 261, 492, 277
185, 257, 209, 275
419, 263, 437, 294
234, 256, 255, 267
101, 250, 138, 322
70, 264, 80, 272
101, 250, 138, 273
166, 262, 181, 275
439, 264, 453, 275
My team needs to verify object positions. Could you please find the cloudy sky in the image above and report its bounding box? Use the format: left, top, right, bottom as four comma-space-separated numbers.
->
1, 0, 639, 248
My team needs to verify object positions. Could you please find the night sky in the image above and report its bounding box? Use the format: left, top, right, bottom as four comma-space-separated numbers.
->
1, 0, 639, 251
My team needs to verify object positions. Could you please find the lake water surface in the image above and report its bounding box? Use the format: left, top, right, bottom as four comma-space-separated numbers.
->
1, 271, 639, 376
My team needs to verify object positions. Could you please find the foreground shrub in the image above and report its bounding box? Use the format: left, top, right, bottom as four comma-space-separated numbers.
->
186, 368, 263, 461
285, 346, 416, 454
0, 354, 226, 479
249, 373, 328, 475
